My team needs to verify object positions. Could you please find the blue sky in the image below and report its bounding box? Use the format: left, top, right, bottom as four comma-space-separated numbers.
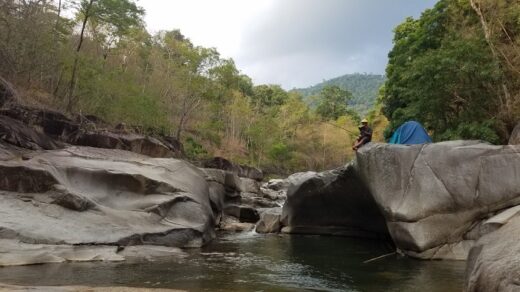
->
141, 0, 438, 89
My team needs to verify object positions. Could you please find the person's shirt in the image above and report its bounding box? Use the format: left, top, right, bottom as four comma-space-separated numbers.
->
360, 126, 373, 142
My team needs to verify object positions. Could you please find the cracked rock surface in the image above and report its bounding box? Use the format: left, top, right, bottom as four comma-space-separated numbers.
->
281, 140, 520, 260
356, 141, 520, 259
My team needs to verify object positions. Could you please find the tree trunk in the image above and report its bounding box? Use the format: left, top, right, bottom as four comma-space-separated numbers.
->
66, 0, 95, 112
176, 112, 187, 141
469, 1, 510, 94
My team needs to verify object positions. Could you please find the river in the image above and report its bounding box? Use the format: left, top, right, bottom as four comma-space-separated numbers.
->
0, 232, 465, 291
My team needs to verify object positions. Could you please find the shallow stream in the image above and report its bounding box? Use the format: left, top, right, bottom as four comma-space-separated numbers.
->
0, 232, 465, 291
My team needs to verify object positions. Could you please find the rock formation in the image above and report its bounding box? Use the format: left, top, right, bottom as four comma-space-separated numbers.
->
465, 213, 520, 291
0, 146, 215, 266
198, 167, 282, 232
281, 141, 520, 260
281, 165, 390, 239
357, 141, 520, 259
0, 104, 183, 158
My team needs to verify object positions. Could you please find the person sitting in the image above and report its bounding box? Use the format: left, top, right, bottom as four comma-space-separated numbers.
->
352, 119, 372, 151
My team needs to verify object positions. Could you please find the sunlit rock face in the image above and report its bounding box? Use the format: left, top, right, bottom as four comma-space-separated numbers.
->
356, 141, 520, 259
0, 146, 215, 266
465, 214, 520, 292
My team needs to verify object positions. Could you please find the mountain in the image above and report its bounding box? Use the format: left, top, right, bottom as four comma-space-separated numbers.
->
294, 73, 386, 116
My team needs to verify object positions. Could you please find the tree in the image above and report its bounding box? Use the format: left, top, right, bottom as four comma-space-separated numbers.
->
251, 84, 289, 108
66, 0, 144, 112
315, 85, 353, 120
382, 0, 507, 143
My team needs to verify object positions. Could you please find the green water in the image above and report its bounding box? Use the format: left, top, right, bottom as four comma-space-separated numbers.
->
0, 233, 465, 291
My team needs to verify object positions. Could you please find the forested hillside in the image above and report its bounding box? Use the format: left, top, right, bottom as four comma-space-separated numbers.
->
382, 0, 519, 144
2, 0, 515, 175
0, 0, 371, 174
295, 73, 385, 116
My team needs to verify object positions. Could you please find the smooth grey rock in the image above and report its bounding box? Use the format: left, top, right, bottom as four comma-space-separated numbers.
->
260, 187, 285, 201
356, 141, 520, 259
219, 216, 255, 232
207, 181, 226, 218
281, 163, 390, 239
240, 178, 260, 193
240, 195, 280, 208
465, 214, 520, 292
264, 179, 287, 191
0, 146, 215, 266
0, 239, 123, 266
256, 210, 282, 233
260, 172, 314, 202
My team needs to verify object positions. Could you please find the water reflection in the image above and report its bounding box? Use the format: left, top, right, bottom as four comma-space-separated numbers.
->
0, 232, 465, 291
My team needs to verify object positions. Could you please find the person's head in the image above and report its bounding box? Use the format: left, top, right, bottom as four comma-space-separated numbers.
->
360, 118, 368, 128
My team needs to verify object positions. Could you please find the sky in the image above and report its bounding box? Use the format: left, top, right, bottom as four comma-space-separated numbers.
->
140, 0, 438, 89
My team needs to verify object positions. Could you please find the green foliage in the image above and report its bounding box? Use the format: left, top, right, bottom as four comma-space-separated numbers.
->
295, 73, 386, 115
315, 85, 353, 120
0, 0, 373, 174
382, 0, 512, 144
251, 84, 289, 108
436, 120, 499, 144
184, 137, 208, 160
268, 142, 293, 163
79, 0, 145, 43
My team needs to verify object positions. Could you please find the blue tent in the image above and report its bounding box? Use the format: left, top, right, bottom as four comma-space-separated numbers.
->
389, 121, 432, 144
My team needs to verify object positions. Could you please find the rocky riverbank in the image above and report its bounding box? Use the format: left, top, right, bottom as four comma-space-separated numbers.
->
268, 140, 520, 291
1, 80, 519, 290
0, 92, 284, 266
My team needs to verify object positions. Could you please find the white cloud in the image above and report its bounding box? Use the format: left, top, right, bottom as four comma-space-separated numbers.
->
138, 0, 437, 89
140, 0, 274, 58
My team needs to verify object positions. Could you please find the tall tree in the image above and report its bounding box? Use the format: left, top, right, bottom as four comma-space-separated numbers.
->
382, 0, 507, 143
315, 85, 353, 120
66, 0, 144, 112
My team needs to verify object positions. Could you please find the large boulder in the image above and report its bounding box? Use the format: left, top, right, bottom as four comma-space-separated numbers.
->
280, 164, 390, 239
465, 213, 520, 292
509, 122, 520, 145
356, 141, 520, 259
0, 146, 215, 266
